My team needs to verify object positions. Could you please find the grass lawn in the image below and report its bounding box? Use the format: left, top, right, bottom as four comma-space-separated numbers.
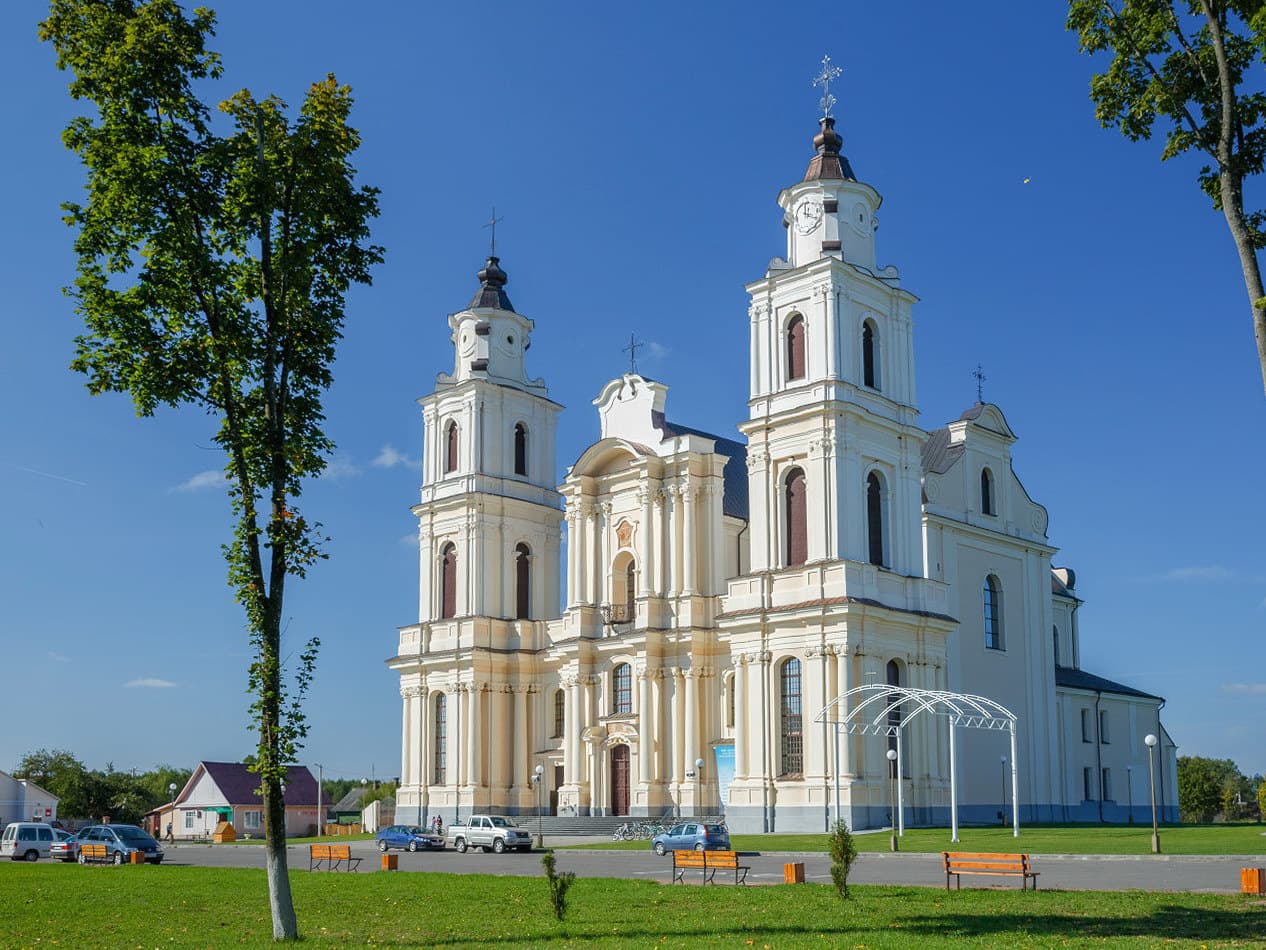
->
1, 863, 1263, 948
227, 832, 374, 846
566, 822, 1266, 856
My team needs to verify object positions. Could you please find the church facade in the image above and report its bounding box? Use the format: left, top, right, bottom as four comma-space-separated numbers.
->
387, 112, 1179, 832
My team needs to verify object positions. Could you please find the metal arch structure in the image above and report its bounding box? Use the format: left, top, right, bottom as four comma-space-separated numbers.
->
814, 684, 1020, 841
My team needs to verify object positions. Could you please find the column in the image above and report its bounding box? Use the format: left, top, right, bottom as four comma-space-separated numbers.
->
833, 648, 851, 777
564, 680, 578, 782
400, 687, 413, 787
514, 686, 528, 791
684, 670, 699, 782
652, 670, 666, 780
672, 668, 685, 783
667, 489, 680, 595
454, 686, 466, 787
577, 507, 590, 606
805, 651, 825, 780
467, 684, 482, 787
639, 490, 654, 602
682, 484, 696, 595
734, 657, 749, 779
566, 511, 578, 608
749, 304, 760, 396
823, 284, 839, 380
653, 490, 667, 596
499, 687, 514, 792
418, 687, 430, 813
417, 527, 432, 622
638, 670, 653, 784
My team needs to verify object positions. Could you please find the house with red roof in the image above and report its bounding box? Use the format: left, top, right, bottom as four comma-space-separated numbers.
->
165, 762, 319, 839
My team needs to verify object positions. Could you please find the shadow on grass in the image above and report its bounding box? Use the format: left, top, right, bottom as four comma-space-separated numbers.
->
901, 903, 1264, 942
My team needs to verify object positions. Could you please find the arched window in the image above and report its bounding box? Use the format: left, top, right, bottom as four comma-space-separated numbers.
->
445, 421, 459, 474
785, 467, 807, 567
625, 560, 636, 619
433, 693, 447, 785
886, 659, 901, 775
779, 658, 803, 776
866, 471, 885, 566
514, 423, 528, 477
1053, 625, 1061, 668
612, 663, 632, 715
786, 314, 806, 382
862, 319, 880, 389
514, 543, 531, 619
611, 553, 637, 623
983, 575, 1003, 650
440, 543, 457, 620
552, 689, 565, 738
981, 468, 995, 516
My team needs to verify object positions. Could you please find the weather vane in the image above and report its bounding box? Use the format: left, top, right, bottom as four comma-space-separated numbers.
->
812, 54, 843, 119
972, 363, 987, 403
482, 206, 504, 257
623, 333, 643, 375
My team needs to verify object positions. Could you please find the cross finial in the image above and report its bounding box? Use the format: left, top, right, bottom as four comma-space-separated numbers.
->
812, 54, 843, 118
482, 206, 504, 257
971, 364, 987, 403
622, 333, 643, 375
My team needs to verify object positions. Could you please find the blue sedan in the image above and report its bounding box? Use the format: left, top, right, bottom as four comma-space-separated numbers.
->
652, 822, 730, 855
375, 825, 445, 853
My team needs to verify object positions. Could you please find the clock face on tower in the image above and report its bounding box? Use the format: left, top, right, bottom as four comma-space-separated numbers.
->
794, 199, 824, 235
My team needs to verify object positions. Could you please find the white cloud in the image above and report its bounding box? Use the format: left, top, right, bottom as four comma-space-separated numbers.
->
372, 445, 419, 469
1162, 565, 1236, 581
320, 454, 362, 480
644, 341, 670, 361
1222, 683, 1266, 695
172, 469, 228, 493
126, 677, 177, 689
399, 532, 418, 548
48, 651, 70, 663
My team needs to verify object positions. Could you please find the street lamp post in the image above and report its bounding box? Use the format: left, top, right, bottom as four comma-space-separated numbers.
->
1144, 734, 1161, 853
886, 749, 898, 852
695, 757, 705, 806
1126, 765, 1134, 824
167, 783, 177, 843
1000, 755, 1008, 827
533, 764, 545, 850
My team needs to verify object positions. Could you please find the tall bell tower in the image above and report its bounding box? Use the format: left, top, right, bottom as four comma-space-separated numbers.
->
741, 73, 927, 578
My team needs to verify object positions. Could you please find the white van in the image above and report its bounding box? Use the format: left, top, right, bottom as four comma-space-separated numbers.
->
1, 822, 56, 861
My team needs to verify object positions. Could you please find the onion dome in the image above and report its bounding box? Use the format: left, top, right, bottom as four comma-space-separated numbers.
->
469, 256, 514, 312
802, 116, 856, 183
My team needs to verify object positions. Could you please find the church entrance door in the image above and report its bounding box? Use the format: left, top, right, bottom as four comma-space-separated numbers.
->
610, 745, 630, 816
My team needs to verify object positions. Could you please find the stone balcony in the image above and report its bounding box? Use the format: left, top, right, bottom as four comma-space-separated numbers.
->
719, 559, 953, 622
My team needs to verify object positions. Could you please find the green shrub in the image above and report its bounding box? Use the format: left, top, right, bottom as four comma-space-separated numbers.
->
541, 851, 576, 921
828, 820, 858, 899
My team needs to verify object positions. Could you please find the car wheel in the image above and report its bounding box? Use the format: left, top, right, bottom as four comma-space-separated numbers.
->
112, 851, 124, 865
492, 838, 505, 854
454, 837, 467, 854
694, 842, 705, 851
24, 850, 39, 862
654, 842, 666, 856
378, 840, 388, 852
407, 840, 418, 853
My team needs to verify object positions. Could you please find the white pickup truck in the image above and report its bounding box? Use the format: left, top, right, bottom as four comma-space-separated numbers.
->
445, 815, 535, 854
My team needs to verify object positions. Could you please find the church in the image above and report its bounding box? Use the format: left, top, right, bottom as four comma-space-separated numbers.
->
386, 98, 1179, 833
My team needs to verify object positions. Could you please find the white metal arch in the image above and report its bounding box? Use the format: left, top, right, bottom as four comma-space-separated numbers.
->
814, 684, 1020, 841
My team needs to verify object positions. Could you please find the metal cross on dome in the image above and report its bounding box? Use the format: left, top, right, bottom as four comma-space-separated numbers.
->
972, 364, 987, 403
623, 333, 643, 375
813, 55, 843, 118
483, 206, 504, 256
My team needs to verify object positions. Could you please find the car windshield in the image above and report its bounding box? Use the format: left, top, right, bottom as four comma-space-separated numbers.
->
706, 825, 726, 834
116, 827, 153, 842
406, 827, 426, 835
489, 817, 516, 828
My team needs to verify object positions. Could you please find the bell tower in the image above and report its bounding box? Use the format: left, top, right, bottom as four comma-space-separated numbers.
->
741, 88, 927, 577
414, 255, 564, 626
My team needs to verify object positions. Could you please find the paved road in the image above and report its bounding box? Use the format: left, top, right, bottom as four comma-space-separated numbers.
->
153, 840, 1260, 894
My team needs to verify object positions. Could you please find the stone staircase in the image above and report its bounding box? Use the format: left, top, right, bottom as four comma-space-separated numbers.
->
520, 816, 627, 837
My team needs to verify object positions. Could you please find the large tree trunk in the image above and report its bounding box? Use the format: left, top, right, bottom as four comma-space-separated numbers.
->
1220, 174, 1266, 396
265, 776, 298, 940
263, 601, 299, 940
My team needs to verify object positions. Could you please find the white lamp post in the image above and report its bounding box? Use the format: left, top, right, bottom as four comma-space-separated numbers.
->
168, 783, 177, 842
533, 764, 545, 849
1144, 734, 1161, 853
1000, 755, 1008, 826
1126, 765, 1134, 824
886, 748, 898, 852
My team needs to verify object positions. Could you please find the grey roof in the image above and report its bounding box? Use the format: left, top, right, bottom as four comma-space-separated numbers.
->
331, 787, 370, 814
659, 419, 749, 520
1055, 666, 1163, 702
921, 425, 964, 475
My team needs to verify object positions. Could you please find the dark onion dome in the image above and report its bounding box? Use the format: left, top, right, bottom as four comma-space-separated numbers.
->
803, 116, 856, 183
469, 255, 515, 312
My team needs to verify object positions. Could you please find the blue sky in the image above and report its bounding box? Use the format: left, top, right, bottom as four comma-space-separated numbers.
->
2, 0, 1263, 784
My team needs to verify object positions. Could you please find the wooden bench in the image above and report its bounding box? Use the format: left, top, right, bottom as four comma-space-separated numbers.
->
942, 851, 1038, 890
309, 843, 361, 872
672, 849, 749, 885
78, 843, 112, 865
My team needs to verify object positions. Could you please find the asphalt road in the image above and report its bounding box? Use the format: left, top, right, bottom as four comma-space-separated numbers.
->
144, 840, 1261, 894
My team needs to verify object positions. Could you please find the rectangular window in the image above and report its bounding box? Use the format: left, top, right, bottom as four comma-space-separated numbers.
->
183, 811, 194, 830
244, 810, 262, 830
1083, 766, 1094, 801
434, 696, 448, 785
1080, 708, 1092, 743
1099, 709, 1110, 743
1101, 768, 1112, 802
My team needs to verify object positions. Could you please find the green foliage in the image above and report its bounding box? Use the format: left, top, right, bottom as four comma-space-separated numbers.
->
828, 819, 858, 899
321, 778, 357, 809
14, 751, 191, 824
1220, 780, 1237, 821
541, 851, 576, 922
1257, 779, 1266, 822
361, 782, 398, 807
1177, 756, 1243, 822
39, 0, 381, 939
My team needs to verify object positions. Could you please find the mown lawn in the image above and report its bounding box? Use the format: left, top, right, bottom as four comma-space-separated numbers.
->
568, 822, 1266, 856
227, 832, 374, 846
1, 863, 1263, 948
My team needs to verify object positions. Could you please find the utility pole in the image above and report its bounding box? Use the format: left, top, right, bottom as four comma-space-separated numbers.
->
314, 763, 324, 838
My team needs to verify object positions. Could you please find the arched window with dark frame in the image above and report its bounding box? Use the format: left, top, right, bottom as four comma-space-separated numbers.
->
983, 575, 1003, 650
866, 471, 885, 566
785, 467, 807, 567
981, 468, 995, 516
552, 689, 565, 738
862, 319, 880, 389
440, 542, 457, 619
514, 422, 528, 477
433, 693, 447, 785
445, 421, 459, 474
779, 658, 803, 776
514, 543, 531, 619
612, 663, 632, 715
786, 314, 806, 382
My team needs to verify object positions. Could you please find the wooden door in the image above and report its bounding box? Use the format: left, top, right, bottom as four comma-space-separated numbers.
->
610, 745, 630, 816
551, 765, 563, 815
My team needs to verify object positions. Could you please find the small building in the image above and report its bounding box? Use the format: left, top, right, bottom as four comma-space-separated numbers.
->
0, 771, 59, 827
170, 762, 319, 839
330, 787, 371, 825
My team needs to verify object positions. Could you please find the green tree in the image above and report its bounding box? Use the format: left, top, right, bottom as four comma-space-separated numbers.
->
1177, 755, 1242, 821
39, 1, 381, 939
1067, 1, 1266, 396
828, 819, 859, 900
1256, 779, 1266, 822
14, 749, 92, 819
